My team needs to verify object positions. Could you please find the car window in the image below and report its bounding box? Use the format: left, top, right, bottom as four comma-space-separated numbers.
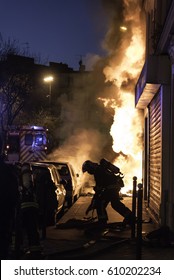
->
33, 165, 51, 174
32, 166, 45, 174
32, 166, 50, 183
56, 164, 70, 176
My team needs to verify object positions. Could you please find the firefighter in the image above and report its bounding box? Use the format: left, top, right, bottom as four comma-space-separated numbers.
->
19, 163, 42, 259
82, 159, 133, 226
33, 168, 58, 238
0, 137, 18, 259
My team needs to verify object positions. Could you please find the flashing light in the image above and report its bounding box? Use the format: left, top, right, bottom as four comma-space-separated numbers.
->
23, 125, 46, 131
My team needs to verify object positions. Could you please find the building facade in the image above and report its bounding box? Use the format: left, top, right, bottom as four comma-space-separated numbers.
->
0, 55, 89, 149
135, 0, 174, 230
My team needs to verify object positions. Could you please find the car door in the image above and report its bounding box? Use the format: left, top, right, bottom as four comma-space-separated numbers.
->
51, 167, 66, 212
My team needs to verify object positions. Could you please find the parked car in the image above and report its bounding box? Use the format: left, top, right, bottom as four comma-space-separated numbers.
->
41, 161, 81, 207
29, 162, 66, 225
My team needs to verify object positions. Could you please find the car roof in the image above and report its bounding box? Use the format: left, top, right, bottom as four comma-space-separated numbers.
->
29, 162, 57, 169
41, 161, 72, 168
43, 161, 69, 165
29, 162, 62, 181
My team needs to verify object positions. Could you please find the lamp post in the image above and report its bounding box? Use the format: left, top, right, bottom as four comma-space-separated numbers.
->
43, 76, 54, 106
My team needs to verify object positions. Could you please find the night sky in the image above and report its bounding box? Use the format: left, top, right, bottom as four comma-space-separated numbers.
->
0, 0, 108, 70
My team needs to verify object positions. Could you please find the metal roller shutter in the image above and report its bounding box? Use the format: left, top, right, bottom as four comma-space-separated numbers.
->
149, 91, 162, 222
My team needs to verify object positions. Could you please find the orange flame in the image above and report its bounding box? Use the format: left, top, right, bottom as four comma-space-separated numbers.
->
102, 3, 145, 193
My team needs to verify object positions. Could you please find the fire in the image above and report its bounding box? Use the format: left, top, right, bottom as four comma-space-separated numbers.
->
101, 1, 145, 193
48, 0, 145, 195
111, 92, 142, 156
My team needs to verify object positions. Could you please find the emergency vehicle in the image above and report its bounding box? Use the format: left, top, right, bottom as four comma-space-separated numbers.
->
4, 125, 48, 163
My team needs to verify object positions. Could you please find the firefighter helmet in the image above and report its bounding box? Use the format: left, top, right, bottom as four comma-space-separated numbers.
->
82, 160, 98, 173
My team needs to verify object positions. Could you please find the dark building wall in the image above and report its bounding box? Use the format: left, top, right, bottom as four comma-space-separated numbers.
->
136, 0, 174, 229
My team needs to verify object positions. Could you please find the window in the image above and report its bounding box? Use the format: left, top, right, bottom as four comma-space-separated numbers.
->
25, 134, 33, 145
7, 135, 20, 153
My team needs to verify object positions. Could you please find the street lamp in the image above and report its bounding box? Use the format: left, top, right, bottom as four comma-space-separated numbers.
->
43, 76, 54, 106
120, 26, 127, 32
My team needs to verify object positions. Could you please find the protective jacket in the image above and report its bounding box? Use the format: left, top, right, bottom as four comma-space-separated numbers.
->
86, 163, 132, 225
93, 164, 123, 192
20, 163, 41, 256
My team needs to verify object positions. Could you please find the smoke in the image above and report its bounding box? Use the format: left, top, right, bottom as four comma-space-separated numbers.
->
48, 68, 115, 187
48, 128, 108, 171
84, 53, 101, 71
49, 0, 145, 190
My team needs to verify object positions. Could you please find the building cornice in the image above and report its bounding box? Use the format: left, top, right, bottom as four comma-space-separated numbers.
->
157, 0, 174, 53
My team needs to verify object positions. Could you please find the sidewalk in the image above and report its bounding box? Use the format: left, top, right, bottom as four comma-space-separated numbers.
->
40, 195, 174, 260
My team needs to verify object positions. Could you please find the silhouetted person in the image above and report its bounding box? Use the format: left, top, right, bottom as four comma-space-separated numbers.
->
19, 163, 42, 259
82, 159, 133, 226
0, 137, 18, 259
34, 168, 58, 236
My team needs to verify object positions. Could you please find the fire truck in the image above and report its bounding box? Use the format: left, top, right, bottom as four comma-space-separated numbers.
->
4, 125, 48, 163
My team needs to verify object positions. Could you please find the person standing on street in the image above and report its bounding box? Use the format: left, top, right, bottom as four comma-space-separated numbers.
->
82, 159, 134, 226
19, 162, 42, 259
